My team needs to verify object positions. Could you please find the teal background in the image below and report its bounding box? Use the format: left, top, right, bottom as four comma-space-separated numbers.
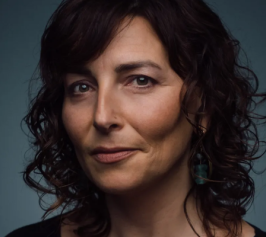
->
0, 0, 265, 236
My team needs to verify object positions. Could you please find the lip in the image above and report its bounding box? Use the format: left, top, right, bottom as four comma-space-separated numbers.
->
90, 147, 138, 164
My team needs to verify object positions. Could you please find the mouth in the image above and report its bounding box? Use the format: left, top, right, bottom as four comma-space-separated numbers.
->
90, 147, 138, 164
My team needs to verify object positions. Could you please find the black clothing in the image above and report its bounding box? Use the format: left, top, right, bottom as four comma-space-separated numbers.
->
249, 223, 266, 237
6, 216, 266, 237
5, 216, 61, 237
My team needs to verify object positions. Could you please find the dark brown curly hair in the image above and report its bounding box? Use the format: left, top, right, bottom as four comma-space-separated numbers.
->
23, 0, 266, 236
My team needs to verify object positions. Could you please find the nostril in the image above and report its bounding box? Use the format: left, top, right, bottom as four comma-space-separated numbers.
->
93, 121, 119, 133
110, 124, 118, 129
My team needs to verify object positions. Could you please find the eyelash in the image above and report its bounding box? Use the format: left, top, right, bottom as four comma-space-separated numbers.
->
128, 75, 156, 90
67, 81, 94, 95
67, 75, 156, 95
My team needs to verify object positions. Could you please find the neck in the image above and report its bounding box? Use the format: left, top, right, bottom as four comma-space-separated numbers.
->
106, 165, 204, 237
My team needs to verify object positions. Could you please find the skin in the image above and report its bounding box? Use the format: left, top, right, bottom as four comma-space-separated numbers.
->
62, 17, 254, 237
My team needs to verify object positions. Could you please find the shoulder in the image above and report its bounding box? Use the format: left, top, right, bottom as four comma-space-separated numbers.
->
5, 215, 61, 237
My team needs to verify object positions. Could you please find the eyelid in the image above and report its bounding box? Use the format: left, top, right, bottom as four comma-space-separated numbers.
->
127, 75, 157, 89
67, 80, 95, 95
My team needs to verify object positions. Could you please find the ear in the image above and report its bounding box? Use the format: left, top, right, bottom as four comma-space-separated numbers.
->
187, 87, 210, 134
197, 109, 209, 134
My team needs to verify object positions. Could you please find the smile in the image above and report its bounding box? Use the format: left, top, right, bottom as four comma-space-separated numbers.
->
92, 150, 138, 164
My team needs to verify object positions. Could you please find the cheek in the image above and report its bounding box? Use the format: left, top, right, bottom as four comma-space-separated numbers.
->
129, 91, 184, 142
61, 100, 93, 148
127, 88, 193, 171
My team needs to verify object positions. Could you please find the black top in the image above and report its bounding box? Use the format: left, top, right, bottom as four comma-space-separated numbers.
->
5, 216, 61, 237
6, 216, 266, 237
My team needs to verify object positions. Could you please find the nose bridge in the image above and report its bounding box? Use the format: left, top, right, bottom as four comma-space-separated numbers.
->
94, 82, 119, 131
97, 85, 114, 116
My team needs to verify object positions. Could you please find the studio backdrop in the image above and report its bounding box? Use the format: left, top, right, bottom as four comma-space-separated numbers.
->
0, 0, 265, 236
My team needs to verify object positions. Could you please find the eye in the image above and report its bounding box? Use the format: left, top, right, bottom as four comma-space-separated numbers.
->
67, 82, 93, 95
130, 75, 155, 89
73, 84, 91, 93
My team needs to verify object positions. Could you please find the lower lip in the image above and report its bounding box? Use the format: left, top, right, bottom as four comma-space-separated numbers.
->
93, 150, 137, 164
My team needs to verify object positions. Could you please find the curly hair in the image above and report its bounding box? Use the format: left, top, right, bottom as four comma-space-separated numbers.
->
23, 0, 266, 236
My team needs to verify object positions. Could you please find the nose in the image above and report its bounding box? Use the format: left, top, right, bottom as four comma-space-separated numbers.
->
93, 86, 122, 133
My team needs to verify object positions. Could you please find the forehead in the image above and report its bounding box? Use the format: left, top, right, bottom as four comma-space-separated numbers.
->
90, 16, 170, 69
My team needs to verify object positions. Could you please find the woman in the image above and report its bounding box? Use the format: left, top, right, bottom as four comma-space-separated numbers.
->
6, 0, 266, 236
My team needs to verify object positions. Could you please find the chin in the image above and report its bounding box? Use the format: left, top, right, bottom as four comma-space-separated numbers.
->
89, 171, 148, 196
81, 153, 151, 195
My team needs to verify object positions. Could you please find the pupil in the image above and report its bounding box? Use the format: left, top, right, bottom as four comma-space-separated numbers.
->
137, 77, 148, 85
80, 85, 88, 91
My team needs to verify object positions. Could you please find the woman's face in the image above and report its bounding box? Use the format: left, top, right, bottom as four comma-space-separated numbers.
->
62, 17, 200, 194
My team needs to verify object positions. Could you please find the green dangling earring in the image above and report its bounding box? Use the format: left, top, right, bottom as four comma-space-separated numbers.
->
192, 131, 212, 185
194, 163, 208, 184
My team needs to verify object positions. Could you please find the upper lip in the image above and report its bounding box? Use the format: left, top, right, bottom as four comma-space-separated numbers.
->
90, 146, 137, 155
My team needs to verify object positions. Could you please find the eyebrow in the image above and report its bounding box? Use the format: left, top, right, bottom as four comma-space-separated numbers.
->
67, 60, 162, 77
67, 67, 93, 77
114, 60, 162, 73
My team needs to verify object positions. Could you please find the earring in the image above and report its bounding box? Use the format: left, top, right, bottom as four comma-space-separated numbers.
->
192, 131, 212, 185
